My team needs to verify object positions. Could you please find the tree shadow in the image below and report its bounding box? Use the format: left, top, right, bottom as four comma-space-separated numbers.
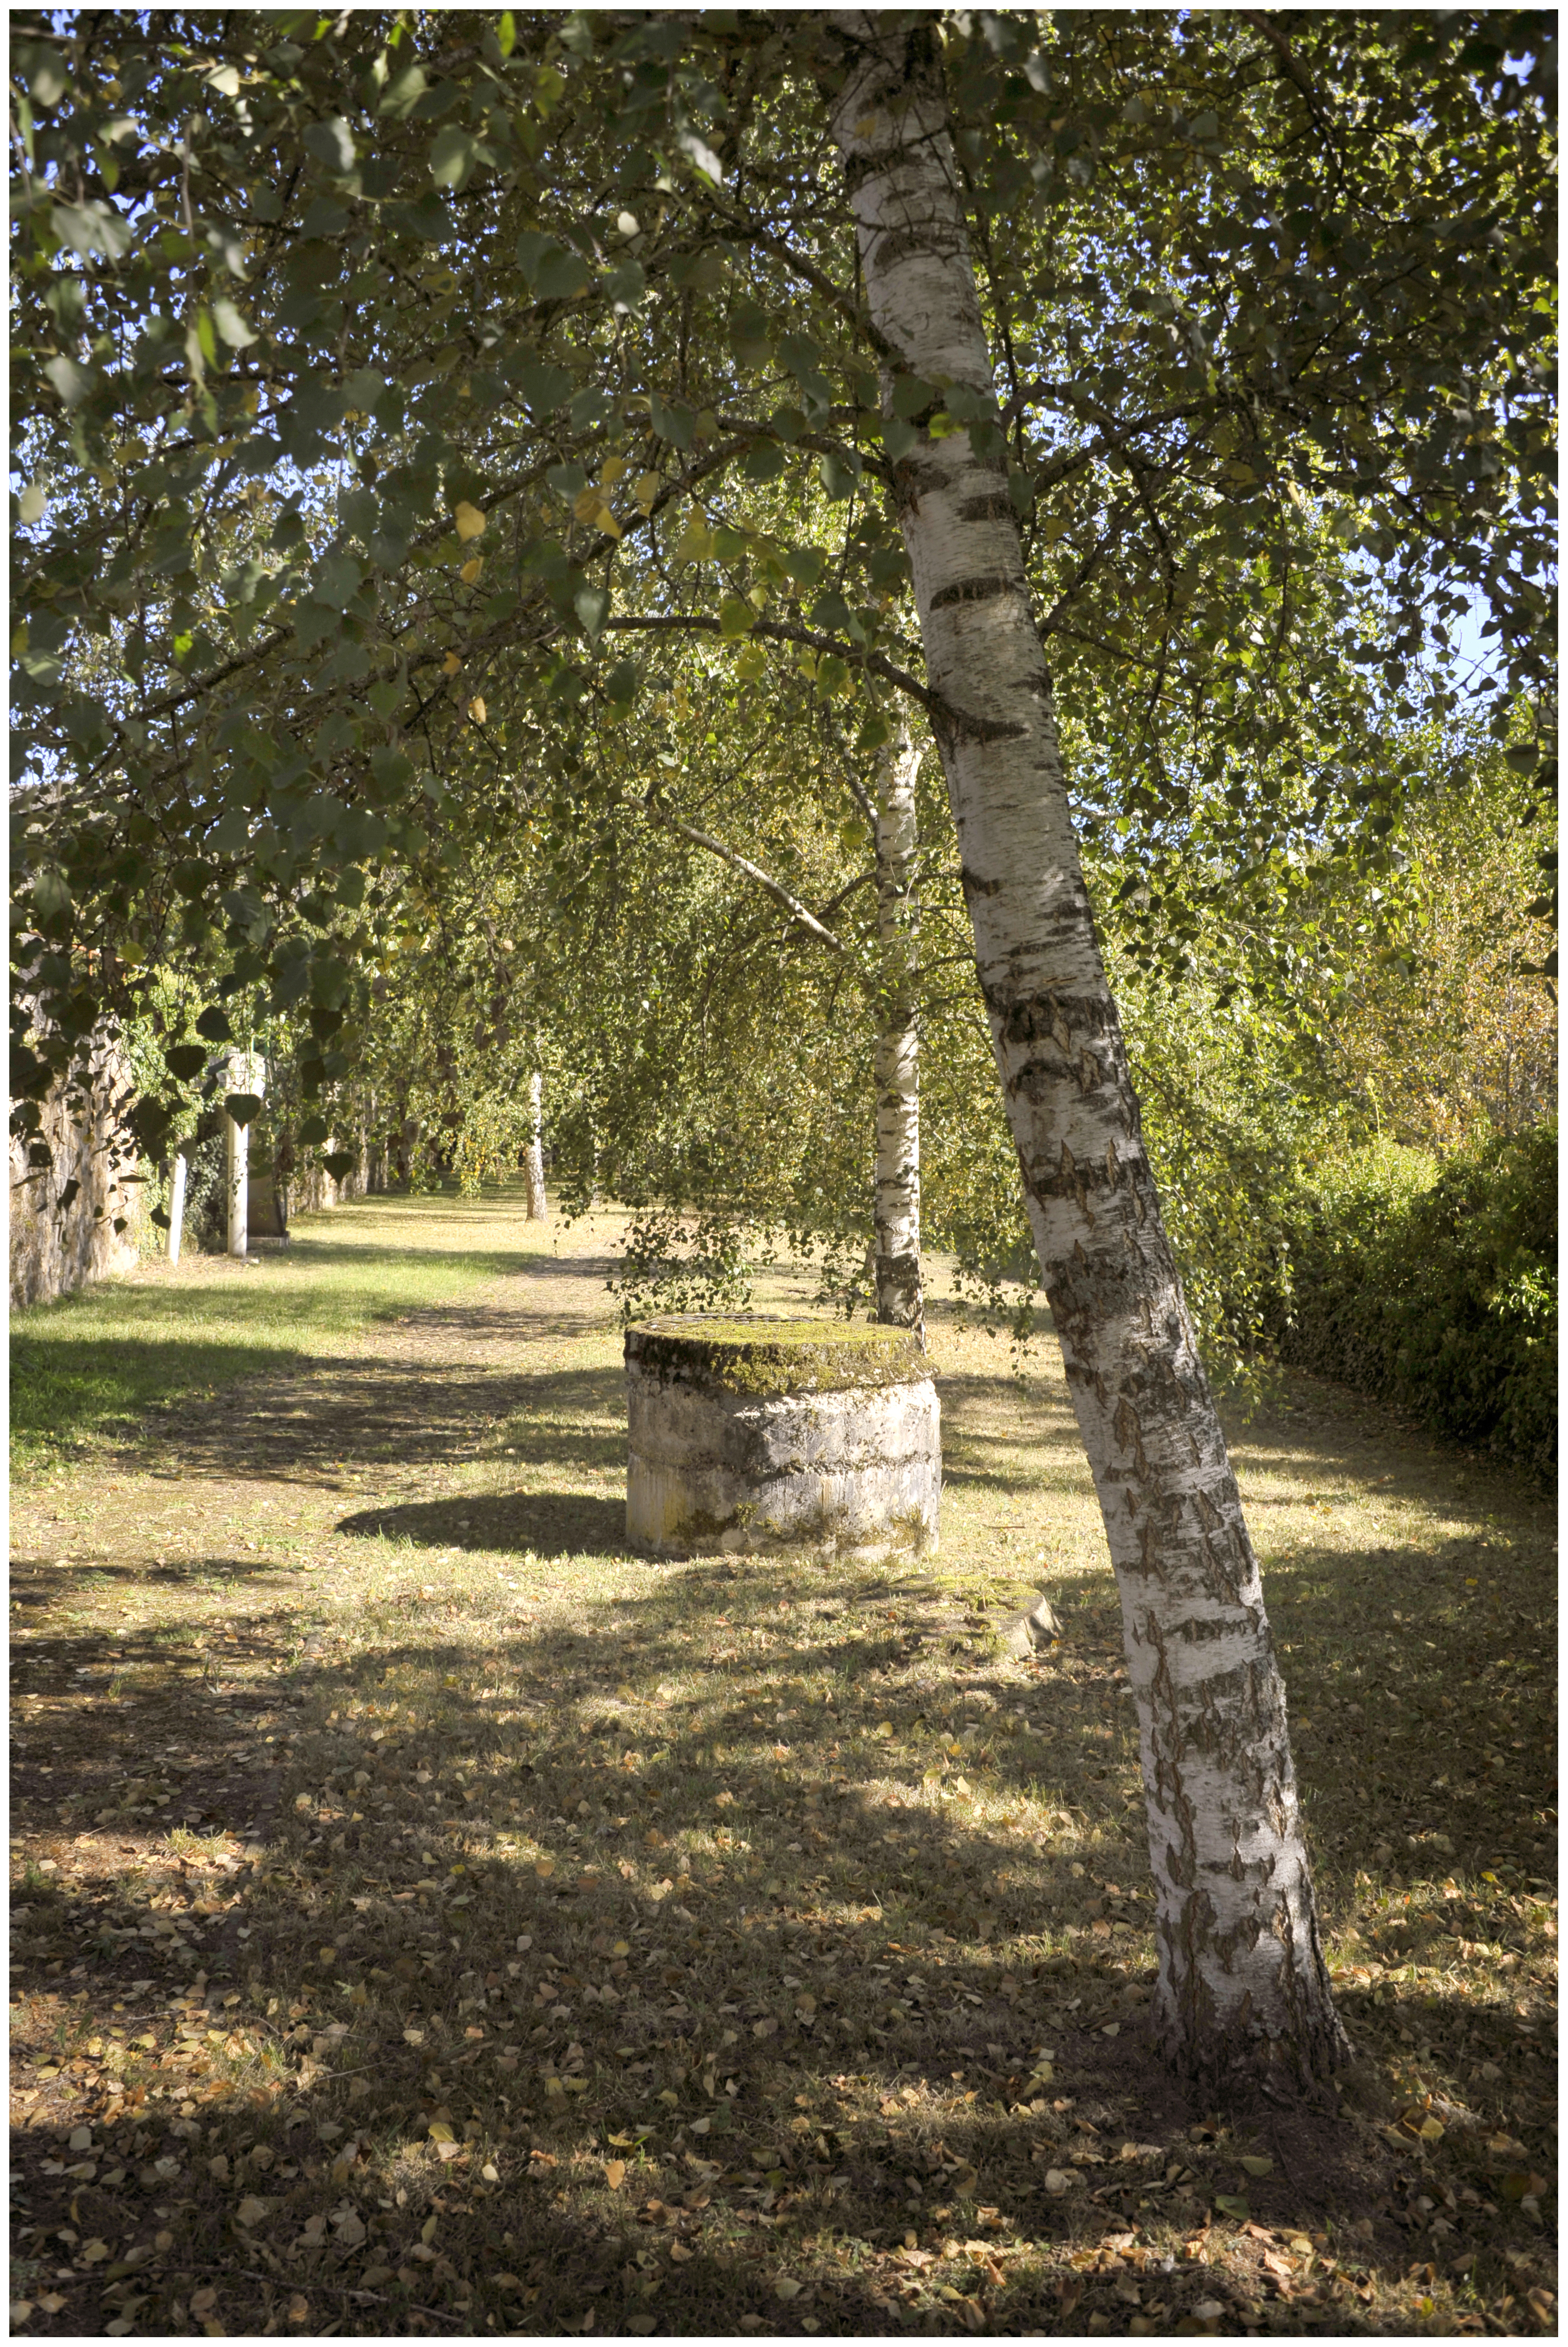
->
340, 1492, 629, 1558
11, 1539, 1550, 2342
116, 1360, 628, 1492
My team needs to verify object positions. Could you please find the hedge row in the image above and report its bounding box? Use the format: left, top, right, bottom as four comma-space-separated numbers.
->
1272, 1122, 1557, 1480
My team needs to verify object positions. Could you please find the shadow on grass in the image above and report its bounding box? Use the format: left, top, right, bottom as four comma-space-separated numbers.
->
341, 1492, 629, 1558
10, 1528, 1554, 2340
62, 1358, 631, 1493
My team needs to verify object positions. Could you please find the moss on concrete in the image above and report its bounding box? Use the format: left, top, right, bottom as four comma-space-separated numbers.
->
625, 1313, 922, 1396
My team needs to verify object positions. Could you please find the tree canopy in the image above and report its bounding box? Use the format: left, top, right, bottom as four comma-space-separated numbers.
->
11, 7, 1557, 1171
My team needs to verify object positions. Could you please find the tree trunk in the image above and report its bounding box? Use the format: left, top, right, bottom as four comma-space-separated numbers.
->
167, 1146, 189, 1266
224, 1059, 250, 1259
826, 14, 1347, 2091
872, 723, 924, 1341
524, 1070, 549, 1221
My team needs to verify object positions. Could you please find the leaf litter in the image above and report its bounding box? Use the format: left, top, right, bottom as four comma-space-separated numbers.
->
9, 1187, 1556, 2336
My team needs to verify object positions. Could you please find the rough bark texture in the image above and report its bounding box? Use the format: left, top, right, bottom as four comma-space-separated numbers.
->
524, 1069, 549, 1221
873, 725, 925, 1342
8, 1026, 143, 1307
826, 13, 1348, 2089
625, 1314, 939, 1559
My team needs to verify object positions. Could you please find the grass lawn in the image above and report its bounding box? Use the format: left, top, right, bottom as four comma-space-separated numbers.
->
9, 1184, 1557, 2338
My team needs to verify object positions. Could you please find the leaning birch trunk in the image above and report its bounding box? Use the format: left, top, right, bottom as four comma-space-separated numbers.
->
167, 1146, 189, 1266
872, 725, 924, 1341
826, 15, 1347, 2090
524, 1070, 549, 1221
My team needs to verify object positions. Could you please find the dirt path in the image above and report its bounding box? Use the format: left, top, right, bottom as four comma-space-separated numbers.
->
9, 1189, 1557, 2338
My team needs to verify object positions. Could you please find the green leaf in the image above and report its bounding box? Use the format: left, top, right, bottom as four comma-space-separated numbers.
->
315, 552, 363, 610
14, 40, 69, 107
516, 233, 588, 299
675, 127, 725, 186
575, 585, 611, 642
429, 125, 479, 190
298, 1114, 330, 1146
649, 394, 694, 450
891, 376, 937, 420
818, 451, 861, 500
303, 117, 357, 176
225, 1093, 263, 1131
31, 868, 72, 924
719, 596, 756, 640
513, 360, 574, 415
165, 1045, 209, 1084
322, 1149, 357, 1181
1214, 2195, 1250, 2221
212, 295, 257, 349
195, 1007, 234, 1045
380, 63, 428, 119
44, 354, 90, 408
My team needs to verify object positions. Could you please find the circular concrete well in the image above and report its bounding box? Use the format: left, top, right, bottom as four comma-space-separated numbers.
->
625, 1314, 940, 1559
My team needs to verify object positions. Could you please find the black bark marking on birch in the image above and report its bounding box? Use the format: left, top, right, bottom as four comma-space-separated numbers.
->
889, 456, 949, 505
937, 709, 1029, 746
959, 491, 1015, 522
929, 573, 1023, 610
867, 223, 980, 278
959, 866, 1004, 898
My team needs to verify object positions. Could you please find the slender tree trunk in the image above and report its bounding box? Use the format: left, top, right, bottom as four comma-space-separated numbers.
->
872, 724, 924, 1341
524, 1069, 549, 1221
167, 1146, 189, 1266
225, 1055, 251, 1259
826, 14, 1347, 2091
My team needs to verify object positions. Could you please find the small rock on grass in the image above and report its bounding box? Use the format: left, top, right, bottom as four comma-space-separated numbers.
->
1001, 1594, 1063, 1655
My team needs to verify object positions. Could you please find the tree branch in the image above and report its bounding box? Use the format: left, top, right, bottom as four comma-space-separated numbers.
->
643, 790, 846, 955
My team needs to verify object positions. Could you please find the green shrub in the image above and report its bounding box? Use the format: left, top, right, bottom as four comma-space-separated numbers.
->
1275, 1122, 1557, 1477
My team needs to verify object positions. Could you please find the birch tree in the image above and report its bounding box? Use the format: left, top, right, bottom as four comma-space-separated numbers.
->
821, 11, 1345, 2086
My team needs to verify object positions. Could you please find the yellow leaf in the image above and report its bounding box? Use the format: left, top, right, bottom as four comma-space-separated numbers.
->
235, 2197, 267, 2228
634, 471, 662, 512
534, 1856, 555, 1878
454, 500, 486, 541
775, 2277, 802, 2300
428, 2120, 456, 2144
468, 696, 487, 724
604, 2158, 626, 2189
600, 456, 627, 487
318, 1947, 336, 1965
460, 557, 482, 585
442, 651, 462, 676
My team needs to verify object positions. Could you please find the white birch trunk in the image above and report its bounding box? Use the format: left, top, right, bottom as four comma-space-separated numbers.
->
827, 14, 1347, 2089
225, 1113, 248, 1260
167, 1146, 189, 1266
524, 1070, 549, 1221
873, 725, 924, 1341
